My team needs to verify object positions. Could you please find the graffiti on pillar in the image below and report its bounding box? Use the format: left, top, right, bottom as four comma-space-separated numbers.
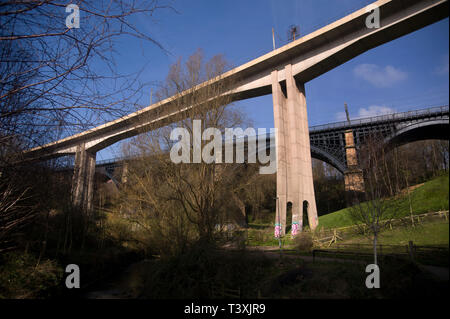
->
274, 223, 282, 238
291, 222, 300, 237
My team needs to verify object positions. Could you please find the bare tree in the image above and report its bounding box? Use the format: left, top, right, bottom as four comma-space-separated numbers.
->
347, 135, 400, 265
0, 0, 172, 157
437, 140, 449, 172
399, 147, 415, 227
110, 50, 253, 254
0, 1, 174, 256
0, 169, 38, 253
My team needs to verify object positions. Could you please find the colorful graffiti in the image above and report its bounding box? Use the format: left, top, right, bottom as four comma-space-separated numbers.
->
291, 221, 300, 237
274, 223, 282, 238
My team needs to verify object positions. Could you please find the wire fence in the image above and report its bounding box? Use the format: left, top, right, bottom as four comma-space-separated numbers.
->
312, 210, 449, 246
312, 241, 449, 266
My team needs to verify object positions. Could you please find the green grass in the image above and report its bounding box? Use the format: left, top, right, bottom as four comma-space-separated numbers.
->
341, 221, 449, 247
246, 228, 285, 246
327, 220, 449, 266
245, 174, 449, 248
318, 173, 449, 229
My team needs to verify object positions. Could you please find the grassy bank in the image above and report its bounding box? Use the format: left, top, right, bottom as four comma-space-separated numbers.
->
318, 173, 449, 229
340, 220, 449, 247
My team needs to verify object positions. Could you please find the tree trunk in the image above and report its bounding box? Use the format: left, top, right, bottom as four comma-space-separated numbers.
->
373, 233, 378, 265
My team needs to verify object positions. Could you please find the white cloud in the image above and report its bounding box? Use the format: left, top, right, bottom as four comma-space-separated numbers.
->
357, 105, 395, 118
434, 54, 449, 75
353, 64, 407, 88
335, 105, 395, 121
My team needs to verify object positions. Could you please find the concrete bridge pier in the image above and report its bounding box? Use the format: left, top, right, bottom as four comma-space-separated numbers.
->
71, 143, 96, 213
272, 64, 318, 237
343, 130, 365, 196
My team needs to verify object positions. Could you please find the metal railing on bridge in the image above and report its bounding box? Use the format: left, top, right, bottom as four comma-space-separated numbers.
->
309, 105, 449, 133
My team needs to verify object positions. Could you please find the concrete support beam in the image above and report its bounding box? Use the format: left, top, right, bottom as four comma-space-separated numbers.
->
344, 130, 365, 194
71, 143, 96, 213
272, 64, 319, 237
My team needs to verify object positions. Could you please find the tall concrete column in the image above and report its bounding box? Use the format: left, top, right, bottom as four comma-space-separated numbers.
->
272, 64, 319, 237
343, 130, 365, 194
293, 74, 319, 232
272, 70, 288, 237
72, 143, 96, 213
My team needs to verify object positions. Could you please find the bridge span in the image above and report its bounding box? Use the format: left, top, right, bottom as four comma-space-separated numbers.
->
94, 105, 449, 186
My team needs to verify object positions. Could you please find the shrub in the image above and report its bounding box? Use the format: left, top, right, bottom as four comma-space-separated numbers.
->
293, 232, 314, 252
141, 241, 274, 298
0, 251, 63, 299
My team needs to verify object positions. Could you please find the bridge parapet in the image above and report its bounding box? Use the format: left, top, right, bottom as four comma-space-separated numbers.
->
310, 105, 449, 133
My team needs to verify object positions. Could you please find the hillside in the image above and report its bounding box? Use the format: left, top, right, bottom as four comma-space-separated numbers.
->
318, 173, 449, 229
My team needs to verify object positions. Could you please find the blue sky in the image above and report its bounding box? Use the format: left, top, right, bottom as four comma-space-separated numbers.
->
97, 0, 449, 161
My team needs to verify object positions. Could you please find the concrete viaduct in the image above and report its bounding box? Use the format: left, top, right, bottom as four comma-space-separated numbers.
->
22, 0, 449, 236
94, 105, 449, 220
96, 105, 449, 179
